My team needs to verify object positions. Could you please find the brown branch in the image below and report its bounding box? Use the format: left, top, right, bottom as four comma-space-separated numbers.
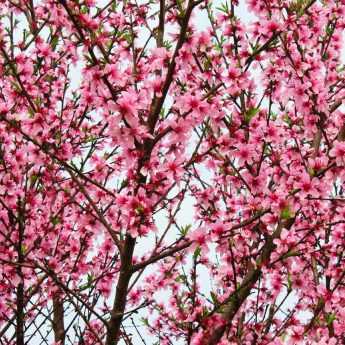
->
105, 235, 136, 345
131, 240, 191, 272
65, 168, 121, 250
15, 201, 25, 345
157, 0, 165, 47
201, 217, 295, 344
244, 31, 281, 71
53, 297, 65, 345
0, 274, 47, 339
147, 0, 202, 133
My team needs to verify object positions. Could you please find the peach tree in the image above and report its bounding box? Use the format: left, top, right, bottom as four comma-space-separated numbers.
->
0, 0, 345, 344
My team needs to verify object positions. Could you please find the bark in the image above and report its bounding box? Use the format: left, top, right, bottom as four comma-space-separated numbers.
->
105, 235, 136, 345
157, 0, 165, 47
53, 297, 65, 344
16, 281, 24, 345
16, 205, 25, 345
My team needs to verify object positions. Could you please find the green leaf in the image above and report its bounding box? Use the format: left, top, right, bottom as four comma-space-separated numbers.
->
111, 1, 117, 10
244, 107, 259, 124
120, 179, 128, 189
163, 40, 172, 50
50, 216, 61, 226
51, 36, 59, 50
289, 0, 309, 16
280, 205, 293, 220
34, 97, 42, 107
180, 224, 191, 236
87, 273, 94, 285
119, 30, 133, 44
54, 131, 62, 142
216, 2, 229, 14
30, 174, 39, 185
193, 246, 201, 260
176, 0, 185, 15
135, 204, 145, 215
210, 291, 220, 306
141, 317, 149, 326
21, 244, 27, 254
160, 107, 166, 119
283, 114, 292, 126
269, 112, 277, 121
80, 273, 94, 290
80, 5, 89, 14
203, 57, 212, 70
326, 313, 336, 325
282, 250, 299, 259
308, 167, 315, 177
175, 274, 186, 283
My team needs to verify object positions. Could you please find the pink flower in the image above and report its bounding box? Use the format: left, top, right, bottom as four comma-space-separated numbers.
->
330, 141, 345, 166
234, 144, 255, 165
188, 228, 210, 253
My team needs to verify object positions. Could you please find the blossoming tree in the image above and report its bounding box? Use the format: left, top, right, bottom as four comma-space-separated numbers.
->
1, 0, 345, 344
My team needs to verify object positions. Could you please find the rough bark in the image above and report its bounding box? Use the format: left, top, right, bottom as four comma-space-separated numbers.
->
53, 297, 65, 344
105, 235, 136, 345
